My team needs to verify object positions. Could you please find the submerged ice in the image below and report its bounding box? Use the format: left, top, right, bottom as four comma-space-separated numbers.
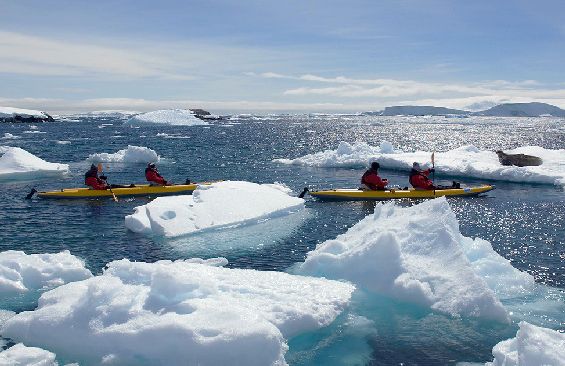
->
0, 146, 69, 181
275, 141, 565, 186
1, 258, 354, 365
125, 181, 305, 237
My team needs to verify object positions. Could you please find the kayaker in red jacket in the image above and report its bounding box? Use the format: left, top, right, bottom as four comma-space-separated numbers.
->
361, 162, 388, 190
409, 162, 435, 190
145, 163, 169, 185
85, 164, 109, 190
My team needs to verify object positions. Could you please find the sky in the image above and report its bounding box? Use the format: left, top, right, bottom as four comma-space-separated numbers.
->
1, 0, 564, 113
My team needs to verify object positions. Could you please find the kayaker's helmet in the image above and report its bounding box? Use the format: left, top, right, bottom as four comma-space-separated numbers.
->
90, 164, 97, 171
371, 162, 380, 170
148, 163, 156, 169
412, 162, 421, 170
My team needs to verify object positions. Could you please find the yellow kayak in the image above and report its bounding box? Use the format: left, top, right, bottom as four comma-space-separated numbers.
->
36, 184, 198, 199
307, 184, 494, 201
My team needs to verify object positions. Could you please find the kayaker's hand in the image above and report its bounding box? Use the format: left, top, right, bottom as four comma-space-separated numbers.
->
429, 168, 435, 173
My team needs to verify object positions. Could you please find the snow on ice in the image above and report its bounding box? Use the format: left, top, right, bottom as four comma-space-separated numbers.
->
0, 146, 69, 181
125, 181, 305, 237
295, 197, 509, 322
0, 343, 58, 366
87, 145, 160, 163
1, 258, 354, 365
485, 322, 565, 366
126, 109, 209, 126
0, 250, 92, 295
275, 141, 565, 186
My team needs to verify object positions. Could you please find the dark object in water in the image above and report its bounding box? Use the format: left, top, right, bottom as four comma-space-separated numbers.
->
496, 150, 543, 167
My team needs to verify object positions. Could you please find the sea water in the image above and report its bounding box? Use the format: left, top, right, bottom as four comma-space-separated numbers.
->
0, 114, 563, 365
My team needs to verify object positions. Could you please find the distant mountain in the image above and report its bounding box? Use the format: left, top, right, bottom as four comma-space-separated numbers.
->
365, 102, 565, 118
474, 102, 565, 117
378, 106, 469, 116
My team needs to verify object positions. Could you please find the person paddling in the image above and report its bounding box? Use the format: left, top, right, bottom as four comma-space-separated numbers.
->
409, 162, 435, 190
145, 163, 170, 186
361, 162, 388, 190
85, 164, 133, 190
85, 164, 110, 190
409, 162, 459, 190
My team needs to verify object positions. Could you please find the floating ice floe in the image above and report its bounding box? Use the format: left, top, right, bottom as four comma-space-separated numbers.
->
0, 146, 69, 181
295, 197, 509, 322
485, 322, 565, 366
87, 145, 160, 163
1, 258, 354, 366
125, 181, 305, 237
126, 109, 209, 126
274, 141, 565, 186
0, 343, 58, 366
0, 250, 92, 295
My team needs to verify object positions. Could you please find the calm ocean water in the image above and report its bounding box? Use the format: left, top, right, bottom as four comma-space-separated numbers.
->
1, 114, 564, 365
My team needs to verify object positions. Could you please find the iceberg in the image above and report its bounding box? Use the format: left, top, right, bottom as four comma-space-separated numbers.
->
0, 343, 57, 366
126, 109, 209, 126
125, 181, 305, 237
0, 250, 92, 295
295, 197, 508, 322
0, 146, 69, 182
275, 141, 565, 186
0, 106, 54, 123
485, 322, 565, 366
87, 145, 160, 163
1, 258, 354, 366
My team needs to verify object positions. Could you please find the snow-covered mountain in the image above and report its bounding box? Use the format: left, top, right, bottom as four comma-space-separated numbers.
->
475, 102, 565, 117
366, 102, 565, 117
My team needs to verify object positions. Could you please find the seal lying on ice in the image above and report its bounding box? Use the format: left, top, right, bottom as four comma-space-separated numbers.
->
496, 150, 543, 167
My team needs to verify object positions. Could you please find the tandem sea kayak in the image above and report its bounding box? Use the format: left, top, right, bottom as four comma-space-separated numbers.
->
35, 183, 199, 199
306, 184, 494, 201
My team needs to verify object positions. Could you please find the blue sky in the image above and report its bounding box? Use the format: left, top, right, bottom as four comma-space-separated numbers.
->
1, 0, 564, 113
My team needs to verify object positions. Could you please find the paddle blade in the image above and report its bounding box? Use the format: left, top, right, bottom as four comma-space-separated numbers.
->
298, 187, 309, 198
97, 163, 103, 173
431, 152, 435, 165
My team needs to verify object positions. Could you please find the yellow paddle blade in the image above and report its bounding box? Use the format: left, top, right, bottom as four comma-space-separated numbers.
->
97, 163, 103, 172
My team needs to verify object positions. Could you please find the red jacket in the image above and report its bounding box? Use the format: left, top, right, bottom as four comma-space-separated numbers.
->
361, 169, 388, 190
85, 176, 108, 190
409, 169, 434, 190
145, 168, 167, 185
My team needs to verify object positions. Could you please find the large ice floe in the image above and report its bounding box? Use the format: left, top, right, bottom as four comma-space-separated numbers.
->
295, 197, 509, 322
126, 109, 209, 126
1, 258, 354, 365
485, 322, 565, 366
0, 250, 92, 295
125, 181, 305, 237
0, 146, 69, 182
87, 145, 160, 163
274, 141, 565, 186
0, 343, 58, 366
